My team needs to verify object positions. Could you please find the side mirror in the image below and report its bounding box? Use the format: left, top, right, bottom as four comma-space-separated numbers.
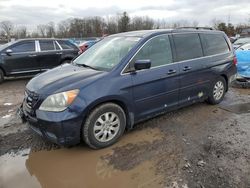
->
134, 60, 151, 70
5, 49, 13, 56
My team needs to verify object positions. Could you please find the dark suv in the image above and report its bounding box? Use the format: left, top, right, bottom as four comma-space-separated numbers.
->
0, 38, 79, 82
19, 29, 237, 149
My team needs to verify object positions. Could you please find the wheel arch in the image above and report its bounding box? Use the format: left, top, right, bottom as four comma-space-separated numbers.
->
220, 74, 228, 91
81, 98, 134, 131
0, 65, 6, 76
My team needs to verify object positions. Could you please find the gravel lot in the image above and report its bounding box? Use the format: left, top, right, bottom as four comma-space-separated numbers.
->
0, 78, 250, 188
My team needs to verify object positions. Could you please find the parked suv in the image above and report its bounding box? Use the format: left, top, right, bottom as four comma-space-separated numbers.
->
0, 38, 79, 83
19, 29, 237, 149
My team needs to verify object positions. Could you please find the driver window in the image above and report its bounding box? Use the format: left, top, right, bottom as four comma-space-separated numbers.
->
11, 41, 35, 53
131, 35, 172, 70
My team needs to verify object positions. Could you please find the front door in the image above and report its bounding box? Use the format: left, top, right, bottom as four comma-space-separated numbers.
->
3, 40, 39, 74
128, 35, 180, 121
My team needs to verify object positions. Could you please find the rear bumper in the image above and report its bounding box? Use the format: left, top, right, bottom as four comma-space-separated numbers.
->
18, 104, 83, 146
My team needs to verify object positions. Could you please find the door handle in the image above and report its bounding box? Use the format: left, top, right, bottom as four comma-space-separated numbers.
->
56, 52, 63, 55
28, 54, 37, 57
167, 69, 177, 75
183, 66, 192, 71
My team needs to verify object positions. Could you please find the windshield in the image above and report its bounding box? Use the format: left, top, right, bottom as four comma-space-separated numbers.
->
73, 36, 141, 71
0, 41, 15, 51
234, 38, 250, 45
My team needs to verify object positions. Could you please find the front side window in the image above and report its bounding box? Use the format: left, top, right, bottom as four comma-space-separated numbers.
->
11, 41, 35, 53
39, 40, 55, 51
73, 36, 140, 71
131, 35, 173, 69
202, 34, 230, 55
173, 33, 203, 61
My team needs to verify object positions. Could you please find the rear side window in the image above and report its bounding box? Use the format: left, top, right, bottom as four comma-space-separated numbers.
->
173, 34, 203, 61
201, 34, 230, 55
57, 40, 77, 50
39, 40, 55, 51
133, 35, 173, 68
11, 41, 35, 53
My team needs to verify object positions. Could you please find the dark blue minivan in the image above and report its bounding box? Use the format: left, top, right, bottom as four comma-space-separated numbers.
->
19, 29, 237, 149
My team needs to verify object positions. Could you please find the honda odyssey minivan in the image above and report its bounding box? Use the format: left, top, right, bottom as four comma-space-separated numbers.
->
19, 28, 237, 149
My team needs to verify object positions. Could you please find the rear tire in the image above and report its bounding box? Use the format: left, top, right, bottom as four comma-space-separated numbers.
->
207, 76, 226, 105
82, 103, 126, 149
0, 69, 4, 84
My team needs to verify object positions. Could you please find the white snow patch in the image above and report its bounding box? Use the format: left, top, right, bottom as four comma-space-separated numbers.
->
2, 114, 12, 119
4, 103, 13, 106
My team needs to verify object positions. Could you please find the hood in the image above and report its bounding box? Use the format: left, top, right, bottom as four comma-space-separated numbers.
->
26, 63, 106, 94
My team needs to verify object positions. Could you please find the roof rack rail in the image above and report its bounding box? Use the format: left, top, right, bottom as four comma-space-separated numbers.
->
177, 27, 215, 30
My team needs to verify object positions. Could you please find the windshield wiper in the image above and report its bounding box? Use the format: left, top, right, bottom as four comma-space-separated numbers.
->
75, 63, 98, 70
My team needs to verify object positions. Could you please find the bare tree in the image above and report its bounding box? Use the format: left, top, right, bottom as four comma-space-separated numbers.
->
46, 22, 56, 38
235, 24, 248, 35
68, 18, 85, 38
130, 16, 154, 30
30, 31, 39, 38
105, 16, 118, 35
155, 19, 171, 29
4, 13, 250, 39
57, 19, 71, 38
211, 18, 223, 30
37, 24, 47, 37
14, 26, 27, 39
0, 21, 14, 42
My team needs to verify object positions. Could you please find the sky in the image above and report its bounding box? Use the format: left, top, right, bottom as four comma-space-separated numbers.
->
0, 0, 250, 29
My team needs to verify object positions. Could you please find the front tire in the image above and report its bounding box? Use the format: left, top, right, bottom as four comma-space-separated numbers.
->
207, 76, 226, 105
82, 103, 126, 149
0, 69, 4, 84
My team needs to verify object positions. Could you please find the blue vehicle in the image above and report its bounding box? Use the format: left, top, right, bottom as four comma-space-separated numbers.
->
235, 43, 250, 85
19, 29, 237, 149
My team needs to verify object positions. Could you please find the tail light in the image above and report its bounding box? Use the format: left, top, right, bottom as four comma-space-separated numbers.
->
233, 56, 237, 66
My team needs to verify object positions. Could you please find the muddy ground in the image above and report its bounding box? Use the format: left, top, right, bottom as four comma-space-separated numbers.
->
0, 78, 250, 188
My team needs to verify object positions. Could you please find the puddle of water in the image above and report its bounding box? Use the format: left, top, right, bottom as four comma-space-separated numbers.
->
120, 127, 164, 144
0, 128, 164, 188
219, 103, 250, 114
0, 149, 41, 188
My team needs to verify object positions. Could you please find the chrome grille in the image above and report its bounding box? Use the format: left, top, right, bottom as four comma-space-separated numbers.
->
24, 90, 39, 116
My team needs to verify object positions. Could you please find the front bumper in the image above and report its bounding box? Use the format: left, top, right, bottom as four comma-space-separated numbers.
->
18, 103, 83, 146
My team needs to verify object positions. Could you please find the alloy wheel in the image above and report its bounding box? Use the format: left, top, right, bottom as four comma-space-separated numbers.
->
93, 112, 120, 142
213, 81, 224, 101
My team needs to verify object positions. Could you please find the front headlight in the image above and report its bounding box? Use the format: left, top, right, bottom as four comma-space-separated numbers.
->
39, 89, 79, 112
